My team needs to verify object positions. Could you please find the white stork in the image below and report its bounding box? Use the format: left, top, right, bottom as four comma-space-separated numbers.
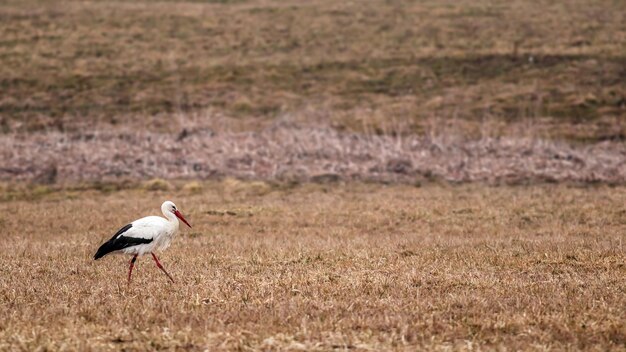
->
94, 200, 192, 283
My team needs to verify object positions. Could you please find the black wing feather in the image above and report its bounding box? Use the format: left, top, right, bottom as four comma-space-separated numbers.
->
93, 224, 153, 260
110, 223, 133, 241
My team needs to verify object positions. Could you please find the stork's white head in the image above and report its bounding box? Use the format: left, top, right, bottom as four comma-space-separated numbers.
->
161, 201, 192, 228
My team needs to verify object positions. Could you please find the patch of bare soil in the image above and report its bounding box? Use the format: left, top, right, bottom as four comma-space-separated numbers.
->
1, 124, 625, 184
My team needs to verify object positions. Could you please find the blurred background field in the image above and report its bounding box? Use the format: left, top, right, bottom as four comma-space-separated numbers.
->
1, 0, 625, 185
1, 0, 624, 141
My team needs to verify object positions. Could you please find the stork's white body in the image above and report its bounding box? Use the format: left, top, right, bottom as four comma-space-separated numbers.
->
118, 215, 179, 256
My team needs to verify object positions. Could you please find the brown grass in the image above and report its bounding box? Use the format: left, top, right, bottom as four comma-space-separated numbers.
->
0, 182, 625, 350
1, 0, 624, 141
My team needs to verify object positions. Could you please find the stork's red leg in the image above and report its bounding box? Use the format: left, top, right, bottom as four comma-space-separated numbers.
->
128, 254, 138, 284
151, 252, 175, 283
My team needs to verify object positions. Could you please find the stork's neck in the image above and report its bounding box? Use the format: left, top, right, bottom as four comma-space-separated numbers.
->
163, 210, 179, 226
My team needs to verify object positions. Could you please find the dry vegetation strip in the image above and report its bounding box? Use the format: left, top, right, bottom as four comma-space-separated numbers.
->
0, 182, 625, 350
2, 126, 626, 185
1, 0, 624, 140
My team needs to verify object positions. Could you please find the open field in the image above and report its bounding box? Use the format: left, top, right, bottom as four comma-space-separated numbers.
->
1, 0, 625, 350
0, 182, 625, 350
1, 0, 625, 141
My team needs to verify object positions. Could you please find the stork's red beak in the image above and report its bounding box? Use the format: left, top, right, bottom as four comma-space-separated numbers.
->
174, 210, 192, 228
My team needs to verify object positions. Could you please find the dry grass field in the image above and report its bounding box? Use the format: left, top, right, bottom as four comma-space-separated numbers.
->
1, 0, 625, 350
0, 181, 625, 350
1, 0, 625, 140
